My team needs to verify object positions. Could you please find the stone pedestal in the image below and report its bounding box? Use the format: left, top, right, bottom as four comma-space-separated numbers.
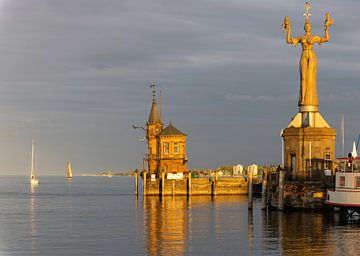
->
282, 126, 336, 178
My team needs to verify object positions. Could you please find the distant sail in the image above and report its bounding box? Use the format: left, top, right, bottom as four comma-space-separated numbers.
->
30, 140, 39, 185
352, 141, 358, 158
66, 161, 73, 179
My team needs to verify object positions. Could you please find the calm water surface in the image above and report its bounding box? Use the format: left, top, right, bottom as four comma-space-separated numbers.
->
0, 176, 360, 255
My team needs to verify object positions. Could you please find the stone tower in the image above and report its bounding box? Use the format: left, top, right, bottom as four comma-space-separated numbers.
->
157, 122, 187, 176
145, 88, 188, 177
281, 3, 336, 179
146, 91, 162, 174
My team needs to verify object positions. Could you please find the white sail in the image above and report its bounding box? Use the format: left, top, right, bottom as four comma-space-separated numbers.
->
30, 140, 39, 185
352, 141, 358, 158
66, 161, 73, 179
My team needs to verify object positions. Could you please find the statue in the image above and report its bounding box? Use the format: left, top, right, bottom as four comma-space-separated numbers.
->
282, 3, 333, 108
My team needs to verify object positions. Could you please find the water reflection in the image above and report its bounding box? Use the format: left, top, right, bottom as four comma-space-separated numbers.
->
30, 185, 38, 252
263, 210, 337, 255
248, 209, 253, 250
143, 196, 188, 256
141, 195, 360, 255
142, 196, 248, 255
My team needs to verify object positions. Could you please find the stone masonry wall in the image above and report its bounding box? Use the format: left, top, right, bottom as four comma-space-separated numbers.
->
144, 177, 248, 196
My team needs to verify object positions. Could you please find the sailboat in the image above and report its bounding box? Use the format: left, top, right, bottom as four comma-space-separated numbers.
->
66, 161, 73, 180
30, 140, 39, 185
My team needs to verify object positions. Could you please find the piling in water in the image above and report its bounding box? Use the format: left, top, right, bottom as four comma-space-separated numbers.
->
172, 180, 175, 196
143, 171, 147, 196
134, 169, 138, 196
278, 169, 285, 211
248, 168, 253, 209
187, 173, 192, 196
261, 170, 268, 210
161, 172, 165, 196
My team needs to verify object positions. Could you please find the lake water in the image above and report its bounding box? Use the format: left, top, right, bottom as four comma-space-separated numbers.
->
0, 176, 360, 255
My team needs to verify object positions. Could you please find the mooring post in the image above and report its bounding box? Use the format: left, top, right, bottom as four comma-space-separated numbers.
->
143, 171, 147, 196
187, 172, 192, 196
214, 170, 219, 196
248, 167, 253, 209
134, 169, 138, 196
172, 180, 175, 196
261, 170, 268, 210
278, 169, 285, 211
161, 171, 165, 196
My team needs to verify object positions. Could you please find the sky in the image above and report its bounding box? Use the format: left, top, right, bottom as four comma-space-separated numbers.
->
0, 0, 359, 175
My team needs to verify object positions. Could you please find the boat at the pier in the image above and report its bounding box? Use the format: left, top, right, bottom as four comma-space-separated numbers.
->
66, 161, 73, 180
326, 143, 360, 209
30, 140, 39, 185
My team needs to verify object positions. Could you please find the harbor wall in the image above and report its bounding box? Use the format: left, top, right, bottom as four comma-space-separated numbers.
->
143, 176, 248, 196
267, 169, 334, 210
269, 182, 326, 209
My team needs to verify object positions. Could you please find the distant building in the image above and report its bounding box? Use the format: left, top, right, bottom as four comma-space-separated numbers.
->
233, 164, 243, 176
146, 90, 188, 178
247, 164, 258, 176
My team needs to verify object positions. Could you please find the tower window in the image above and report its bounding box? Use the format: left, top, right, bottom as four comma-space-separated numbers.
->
163, 142, 169, 154
174, 143, 179, 154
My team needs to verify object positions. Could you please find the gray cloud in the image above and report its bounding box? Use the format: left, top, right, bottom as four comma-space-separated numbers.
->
0, 0, 358, 174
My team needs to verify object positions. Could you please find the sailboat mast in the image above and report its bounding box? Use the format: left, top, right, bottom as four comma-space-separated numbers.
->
341, 114, 345, 157
31, 140, 35, 176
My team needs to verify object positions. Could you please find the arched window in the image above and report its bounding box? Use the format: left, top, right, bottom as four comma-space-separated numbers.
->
174, 143, 179, 154
163, 142, 169, 154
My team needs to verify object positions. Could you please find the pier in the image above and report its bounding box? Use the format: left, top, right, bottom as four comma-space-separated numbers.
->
140, 171, 247, 196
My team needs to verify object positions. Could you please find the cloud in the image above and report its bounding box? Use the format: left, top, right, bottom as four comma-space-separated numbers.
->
224, 92, 297, 103
0, 0, 359, 173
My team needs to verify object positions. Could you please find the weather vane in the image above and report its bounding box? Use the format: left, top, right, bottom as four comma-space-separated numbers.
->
150, 84, 156, 98
303, 1, 312, 20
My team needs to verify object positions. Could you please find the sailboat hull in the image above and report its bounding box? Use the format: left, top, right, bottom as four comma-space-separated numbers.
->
31, 178, 39, 185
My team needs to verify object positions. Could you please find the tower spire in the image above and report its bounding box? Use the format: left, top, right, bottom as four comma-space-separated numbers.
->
148, 84, 161, 125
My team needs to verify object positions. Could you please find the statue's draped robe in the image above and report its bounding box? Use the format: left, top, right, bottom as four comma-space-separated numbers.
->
298, 40, 319, 107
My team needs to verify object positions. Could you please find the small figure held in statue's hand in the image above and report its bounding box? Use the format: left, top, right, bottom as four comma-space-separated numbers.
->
324, 12, 333, 30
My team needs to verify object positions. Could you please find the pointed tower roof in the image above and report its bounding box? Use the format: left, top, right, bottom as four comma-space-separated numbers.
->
158, 122, 186, 136
148, 95, 161, 125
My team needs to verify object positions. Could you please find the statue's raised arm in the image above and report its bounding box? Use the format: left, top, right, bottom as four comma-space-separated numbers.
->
312, 12, 333, 45
321, 12, 333, 43
282, 16, 300, 46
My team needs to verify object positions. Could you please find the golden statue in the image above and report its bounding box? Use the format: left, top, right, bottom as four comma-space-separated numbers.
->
282, 3, 333, 108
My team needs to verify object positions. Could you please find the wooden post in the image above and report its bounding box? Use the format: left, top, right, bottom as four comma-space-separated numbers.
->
248, 167, 253, 209
214, 170, 219, 196
278, 169, 285, 211
187, 172, 192, 196
143, 171, 147, 196
261, 170, 268, 210
172, 180, 175, 196
134, 169, 138, 196
161, 171, 165, 196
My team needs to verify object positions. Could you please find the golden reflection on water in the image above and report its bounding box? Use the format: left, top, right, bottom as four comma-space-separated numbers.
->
30, 185, 38, 251
142, 196, 248, 255
143, 196, 187, 256
141, 195, 360, 255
